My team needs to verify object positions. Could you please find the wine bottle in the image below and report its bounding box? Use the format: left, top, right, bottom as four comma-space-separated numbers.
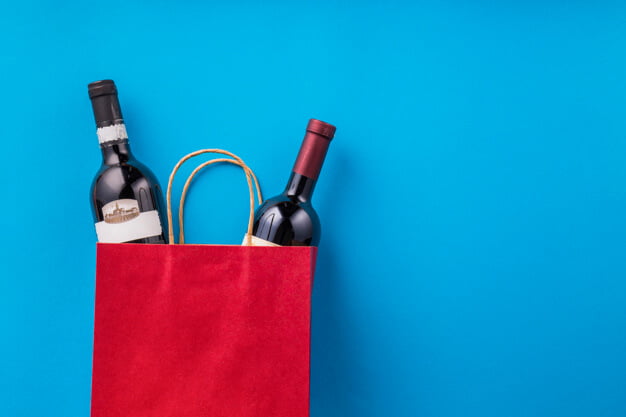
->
251, 119, 336, 246
89, 80, 167, 244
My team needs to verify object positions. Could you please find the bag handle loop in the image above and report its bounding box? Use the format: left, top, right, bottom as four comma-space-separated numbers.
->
166, 149, 263, 245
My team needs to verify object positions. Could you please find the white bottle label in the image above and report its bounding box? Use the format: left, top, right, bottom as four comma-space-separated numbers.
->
97, 123, 128, 144
242, 235, 281, 247
95, 199, 162, 243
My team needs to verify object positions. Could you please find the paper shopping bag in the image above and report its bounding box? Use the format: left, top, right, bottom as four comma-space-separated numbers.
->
91, 150, 316, 417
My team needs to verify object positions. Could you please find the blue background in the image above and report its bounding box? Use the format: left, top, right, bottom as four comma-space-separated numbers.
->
1, 1, 626, 416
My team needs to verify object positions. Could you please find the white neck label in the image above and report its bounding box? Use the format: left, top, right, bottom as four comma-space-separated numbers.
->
97, 123, 128, 144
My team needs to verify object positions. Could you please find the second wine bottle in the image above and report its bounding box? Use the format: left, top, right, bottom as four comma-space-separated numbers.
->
251, 119, 336, 246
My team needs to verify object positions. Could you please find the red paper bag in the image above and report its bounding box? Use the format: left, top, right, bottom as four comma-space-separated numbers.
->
91, 150, 316, 417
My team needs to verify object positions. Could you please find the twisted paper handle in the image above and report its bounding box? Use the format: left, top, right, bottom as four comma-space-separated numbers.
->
166, 149, 262, 245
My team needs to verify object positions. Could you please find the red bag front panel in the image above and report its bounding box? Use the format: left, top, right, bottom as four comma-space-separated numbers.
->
92, 243, 316, 417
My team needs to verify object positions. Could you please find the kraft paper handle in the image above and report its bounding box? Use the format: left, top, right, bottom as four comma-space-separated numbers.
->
166, 149, 262, 245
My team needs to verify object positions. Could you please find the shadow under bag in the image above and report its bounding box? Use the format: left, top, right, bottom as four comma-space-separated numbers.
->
91, 149, 317, 417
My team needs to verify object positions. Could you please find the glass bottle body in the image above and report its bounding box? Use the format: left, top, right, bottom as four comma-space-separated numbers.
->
91, 140, 167, 244
253, 173, 320, 246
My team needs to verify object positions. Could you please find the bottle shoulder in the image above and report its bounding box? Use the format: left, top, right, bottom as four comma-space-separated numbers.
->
257, 194, 318, 218
253, 193, 320, 246
261, 193, 314, 206
93, 160, 157, 183
91, 161, 160, 204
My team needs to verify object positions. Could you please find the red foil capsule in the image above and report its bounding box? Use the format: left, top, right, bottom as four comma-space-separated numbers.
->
293, 119, 336, 180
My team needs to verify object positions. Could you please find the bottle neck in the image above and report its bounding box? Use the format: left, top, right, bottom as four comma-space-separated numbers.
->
101, 138, 133, 165
284, 172, 316, 202
90, 88, 134, 165
289, 128, 332, 201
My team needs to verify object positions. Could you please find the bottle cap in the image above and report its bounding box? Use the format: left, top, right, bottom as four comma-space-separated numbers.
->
306, 119, 336, 140
88, 79, 117, 98
88, 80, 123, 127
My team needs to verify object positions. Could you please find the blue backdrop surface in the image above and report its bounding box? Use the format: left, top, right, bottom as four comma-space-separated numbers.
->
1, 1, 626, 416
